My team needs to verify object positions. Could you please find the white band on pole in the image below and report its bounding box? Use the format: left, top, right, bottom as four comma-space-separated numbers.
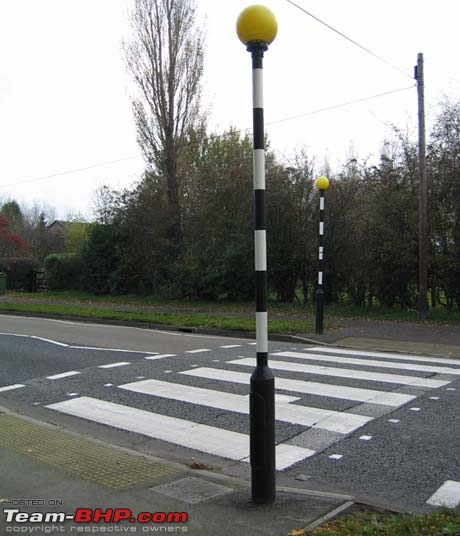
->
256, 312, 268, 353
253, 150, 265, 190
252, 69, 264, 108
255, 230, 267, 271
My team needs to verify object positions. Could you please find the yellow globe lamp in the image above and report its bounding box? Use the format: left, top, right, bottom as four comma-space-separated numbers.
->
236, 5, 278, 46
315, 176, 330, 191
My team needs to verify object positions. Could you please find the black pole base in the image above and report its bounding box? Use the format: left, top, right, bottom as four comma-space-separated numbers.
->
250, 359, 276, 504
315, 287, 324, 335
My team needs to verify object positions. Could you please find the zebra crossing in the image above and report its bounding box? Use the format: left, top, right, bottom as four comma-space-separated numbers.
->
42, 343, 460, 471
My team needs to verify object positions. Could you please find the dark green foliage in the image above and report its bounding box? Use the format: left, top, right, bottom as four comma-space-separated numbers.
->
0, 257, 39, 291
79, 224, 120, 295
44, 253, 84, 291
38, 98, 460, 310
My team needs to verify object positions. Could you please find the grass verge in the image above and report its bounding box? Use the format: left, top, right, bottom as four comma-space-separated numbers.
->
294, 507, 460, 536
0, 302, 314, 335
8, 291, 460, 324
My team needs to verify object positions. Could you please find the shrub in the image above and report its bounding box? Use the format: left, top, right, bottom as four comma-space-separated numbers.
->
44, 253, 84, 291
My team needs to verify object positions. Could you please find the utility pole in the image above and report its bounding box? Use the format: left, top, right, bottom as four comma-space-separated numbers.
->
415, 52, 428, 318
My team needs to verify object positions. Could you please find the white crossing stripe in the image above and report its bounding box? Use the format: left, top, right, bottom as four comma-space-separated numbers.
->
180, 367, 416, 407
186, 349, 210, 354
220, 345, 242, 349
309, 346, 460, 367
273, 351, 460, 375
98, 362, 131, 369
46, 371, 80, 380
145, 354, 176, 360
229, 358, 450, 388
46, 397, 314, 470
427, 480, 460, 508
119, 379, 371, 434
0, 384, 25, 392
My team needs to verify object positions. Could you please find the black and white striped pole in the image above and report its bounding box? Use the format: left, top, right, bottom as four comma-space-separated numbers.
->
236, 5, 277, 505
315, 176, 329, 335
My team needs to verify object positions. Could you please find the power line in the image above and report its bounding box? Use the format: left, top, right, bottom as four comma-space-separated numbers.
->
0, 87, 415, 191
266, 85, 416, 126
285, 0, 414, 80
0, 155, 143, 190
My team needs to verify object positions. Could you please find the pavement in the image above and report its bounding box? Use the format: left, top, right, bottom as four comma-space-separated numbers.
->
1, 316, 460, 535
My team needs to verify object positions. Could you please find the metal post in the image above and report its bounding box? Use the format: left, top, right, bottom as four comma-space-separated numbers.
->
236, 5, 278, 505
315, 177, 329, 334
248, 40, 276, 505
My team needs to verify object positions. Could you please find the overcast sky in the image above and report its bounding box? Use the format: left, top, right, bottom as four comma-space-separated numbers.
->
0, 0, 458, 220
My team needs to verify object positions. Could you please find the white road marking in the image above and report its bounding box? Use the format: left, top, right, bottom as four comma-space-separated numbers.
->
104, 383, 114, 387
98, 362, 131, 369
429, 396, 440, 400
229, 358, 450, 388
0, 331, 160, 355
273, 351, 460, 375
328, 454, 343, 460
220, 345, 242, 349
185, 349, 211, 354
0, 384, 25, 392
46, 397, 314, 470
181, 367, 416, 407
70, 346, 151, 354
118, 379, 372, 434
31, 336, 69, 347
66, 393, 79, 397
46, 371, 80, 380
427, 480, 460, 508
0, 332, 31, 337
274, 394, 302, 404
388, 419, 400, 423
410, 407, 421, 411
359, 435, 372, 441
309, 346, 460, 367
144, 354, 176, 360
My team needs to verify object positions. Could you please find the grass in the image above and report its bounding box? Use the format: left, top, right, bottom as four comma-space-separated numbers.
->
2, 290, 460, 332
8, 291, 460, 324
299, 508, 460, 536
0, 300, 315, 335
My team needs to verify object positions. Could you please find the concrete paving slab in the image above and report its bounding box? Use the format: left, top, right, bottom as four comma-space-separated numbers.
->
0, 410, 352, 535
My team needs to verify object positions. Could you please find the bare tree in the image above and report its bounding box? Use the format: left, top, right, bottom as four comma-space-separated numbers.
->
124, 0, 205, 246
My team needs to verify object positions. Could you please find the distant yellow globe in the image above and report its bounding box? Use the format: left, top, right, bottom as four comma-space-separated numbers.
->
236, 5, 278, 46
315, 176, 330, 190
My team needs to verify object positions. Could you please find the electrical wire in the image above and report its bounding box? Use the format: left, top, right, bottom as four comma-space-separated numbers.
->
285, 0, 414, 80
0, 87, 415, 191
0, 155, 143, 190
266, 85, 416, 126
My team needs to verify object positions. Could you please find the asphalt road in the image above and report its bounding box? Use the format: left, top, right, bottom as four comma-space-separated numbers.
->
1, 314, 459, 513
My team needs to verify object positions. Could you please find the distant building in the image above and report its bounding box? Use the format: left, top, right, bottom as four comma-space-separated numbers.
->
46, 220, 68, 237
